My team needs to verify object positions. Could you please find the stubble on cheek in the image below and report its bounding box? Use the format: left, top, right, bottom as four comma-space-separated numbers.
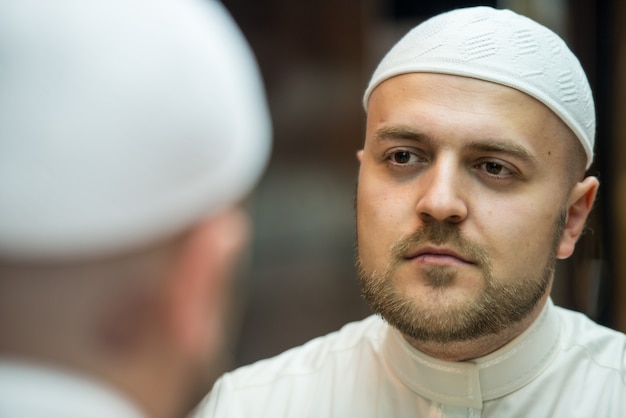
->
355, 213, 562, 343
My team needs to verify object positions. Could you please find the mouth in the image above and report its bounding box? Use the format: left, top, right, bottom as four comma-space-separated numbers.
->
404, 246, 475, 266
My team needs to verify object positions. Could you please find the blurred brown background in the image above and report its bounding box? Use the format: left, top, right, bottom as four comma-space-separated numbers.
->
213, 0, 626, 377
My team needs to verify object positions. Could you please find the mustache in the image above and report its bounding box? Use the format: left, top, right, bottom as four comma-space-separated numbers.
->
390, 221, 490, 267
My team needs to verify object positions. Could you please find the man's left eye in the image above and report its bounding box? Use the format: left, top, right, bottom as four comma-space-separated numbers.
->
478, 161, 513, 177
484, 162, 504, 174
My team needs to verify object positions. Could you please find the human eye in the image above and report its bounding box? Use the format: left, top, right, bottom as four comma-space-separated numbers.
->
474, 159, 518, 180
384, 148, 426, 167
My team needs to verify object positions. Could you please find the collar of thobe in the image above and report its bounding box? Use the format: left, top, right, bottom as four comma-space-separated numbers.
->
0, 359, 147, 418
383, 298, 560, 410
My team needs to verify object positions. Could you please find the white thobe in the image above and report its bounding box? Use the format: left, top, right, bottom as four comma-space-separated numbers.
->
193, 299, 626, 417
0, 360, 147, 418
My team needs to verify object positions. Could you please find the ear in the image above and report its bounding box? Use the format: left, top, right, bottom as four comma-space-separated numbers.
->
557, 176, 599, 259
356, 149, 364, 163
165, 208, 249, 361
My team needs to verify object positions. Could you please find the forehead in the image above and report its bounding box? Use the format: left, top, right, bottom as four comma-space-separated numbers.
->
365, 73, 571, 158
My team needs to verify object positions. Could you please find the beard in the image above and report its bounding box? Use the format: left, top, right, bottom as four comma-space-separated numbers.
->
357, 212, 566, 344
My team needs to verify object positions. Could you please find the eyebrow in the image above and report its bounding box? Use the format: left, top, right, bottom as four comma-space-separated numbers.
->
373, 125, 431, 144
372, 125, 538, 167
466, 141, 538, 167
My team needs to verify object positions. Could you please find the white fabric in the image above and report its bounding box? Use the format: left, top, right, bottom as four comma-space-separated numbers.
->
363, 6, 595, 169
0, 360, 146, 418
193, 299, 626, 417
0, 0, 271, 260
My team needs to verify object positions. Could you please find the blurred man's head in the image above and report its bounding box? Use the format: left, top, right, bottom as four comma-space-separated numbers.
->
0, 1, 271, 417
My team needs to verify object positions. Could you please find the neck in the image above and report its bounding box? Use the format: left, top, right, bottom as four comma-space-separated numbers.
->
403, 293, 550, 362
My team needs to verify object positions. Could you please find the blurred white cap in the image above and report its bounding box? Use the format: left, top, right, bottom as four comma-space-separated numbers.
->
363, 6, 594, 168
0, 0, 272, 260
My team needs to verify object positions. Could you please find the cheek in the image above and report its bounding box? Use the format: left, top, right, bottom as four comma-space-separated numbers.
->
356, 176, 413, 270
476, 199, 560, 275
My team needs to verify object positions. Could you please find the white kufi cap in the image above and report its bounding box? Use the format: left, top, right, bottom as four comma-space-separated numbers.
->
363, 6, 595, 168
0, 0, 272, 260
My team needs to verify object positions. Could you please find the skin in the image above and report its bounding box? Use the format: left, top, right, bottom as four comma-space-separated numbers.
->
356, 73, 599, 361
0, 207, 249, 418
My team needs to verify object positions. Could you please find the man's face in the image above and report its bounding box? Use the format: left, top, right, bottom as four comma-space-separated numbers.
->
356, 73, 578, 343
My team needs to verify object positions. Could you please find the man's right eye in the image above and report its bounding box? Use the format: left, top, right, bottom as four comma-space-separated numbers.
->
383, 147, 427, 168
391, 151, 414, 164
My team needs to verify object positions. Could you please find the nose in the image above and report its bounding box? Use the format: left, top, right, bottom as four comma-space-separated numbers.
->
415, 158, 468, 224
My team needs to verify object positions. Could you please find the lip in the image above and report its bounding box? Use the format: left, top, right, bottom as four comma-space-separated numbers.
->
404, 246, 475, 265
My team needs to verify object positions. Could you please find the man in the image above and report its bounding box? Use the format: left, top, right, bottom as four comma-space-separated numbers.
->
0, 1, 271, 417
193, 6, 626, 418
